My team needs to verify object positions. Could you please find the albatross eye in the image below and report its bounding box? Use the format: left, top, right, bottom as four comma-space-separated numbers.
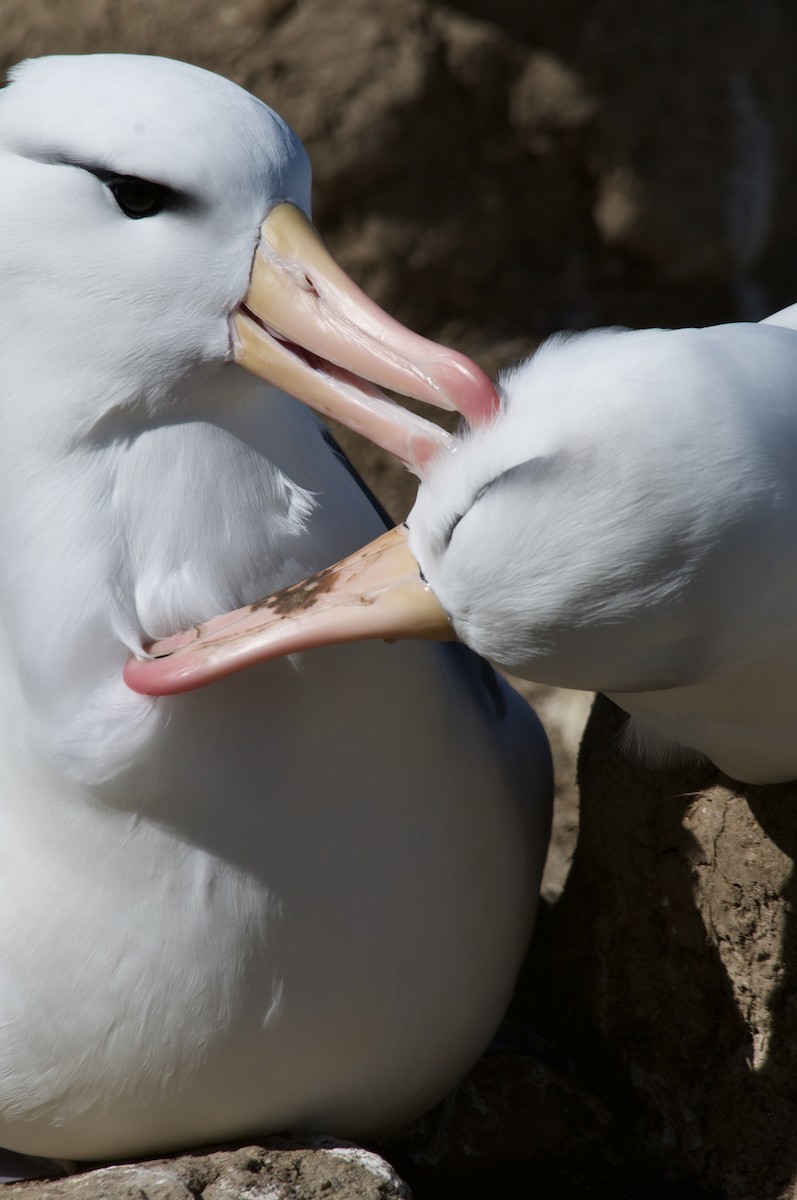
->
107, 176, 171, 219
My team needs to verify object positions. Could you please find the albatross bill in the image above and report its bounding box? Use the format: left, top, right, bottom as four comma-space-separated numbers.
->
125, 203, 501, 689
125, 525, 452, 696
234, 202, 499, 473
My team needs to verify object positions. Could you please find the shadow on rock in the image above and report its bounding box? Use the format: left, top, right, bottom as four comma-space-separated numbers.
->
526, 694, 797, 1199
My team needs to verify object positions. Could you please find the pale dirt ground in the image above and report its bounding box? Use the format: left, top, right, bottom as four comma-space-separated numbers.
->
508, 680, 592, 899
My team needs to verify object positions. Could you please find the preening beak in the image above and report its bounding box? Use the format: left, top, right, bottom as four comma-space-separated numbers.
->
124, 525, 454, 696
232, 203, 499, 474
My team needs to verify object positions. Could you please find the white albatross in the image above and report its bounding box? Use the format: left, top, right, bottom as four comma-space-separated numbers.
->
134, 314, 797, 786
0, 54, 553, 1167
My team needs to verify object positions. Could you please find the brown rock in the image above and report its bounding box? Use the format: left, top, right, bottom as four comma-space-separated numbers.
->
5, 1141, 411, 1200
510, 51, 598, 141
542, 696, 797, 1198
377, 1053, 612, 1179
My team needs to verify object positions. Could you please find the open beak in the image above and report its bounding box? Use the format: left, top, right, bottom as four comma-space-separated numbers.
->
124, 525, 454, 696
124, 206, 488, 694
232, 203, 499, 474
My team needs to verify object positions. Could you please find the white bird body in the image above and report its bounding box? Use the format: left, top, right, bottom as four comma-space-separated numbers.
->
0, 55, 551, 1161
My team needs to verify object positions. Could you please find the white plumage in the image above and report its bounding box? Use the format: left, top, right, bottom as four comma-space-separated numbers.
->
0, 54, 551, 1163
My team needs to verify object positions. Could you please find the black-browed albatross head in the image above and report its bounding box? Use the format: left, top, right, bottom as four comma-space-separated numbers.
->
0, 53, 497, 471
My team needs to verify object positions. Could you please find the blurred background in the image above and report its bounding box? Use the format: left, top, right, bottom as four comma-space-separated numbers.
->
3, 4, 794, 1195
4, 0, 791, 345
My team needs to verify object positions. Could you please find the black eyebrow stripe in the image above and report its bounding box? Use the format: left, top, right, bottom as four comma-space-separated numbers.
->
26, 152, 191, 205
441, 477, 502, 549
32, 151, 138, 178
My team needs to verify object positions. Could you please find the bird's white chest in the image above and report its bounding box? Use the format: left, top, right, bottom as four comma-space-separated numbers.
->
0, 634, 548, 1159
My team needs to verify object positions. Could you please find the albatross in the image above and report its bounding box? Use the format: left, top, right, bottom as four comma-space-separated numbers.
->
0, 54, 553, 1166
134, 316, 797, 785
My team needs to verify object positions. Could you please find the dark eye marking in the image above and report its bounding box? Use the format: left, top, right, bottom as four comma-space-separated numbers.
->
104, 174, 174, 219
440, 458, 547, 549
85, 166, 182, 220
29, 153, 187, 219
442, 477, 501, 548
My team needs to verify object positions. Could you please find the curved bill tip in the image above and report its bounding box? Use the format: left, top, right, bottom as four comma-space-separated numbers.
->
124, 525, 455, 696
232, 203, 500, 476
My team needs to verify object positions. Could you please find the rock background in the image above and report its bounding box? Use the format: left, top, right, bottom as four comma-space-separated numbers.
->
2, 1, 797, 1196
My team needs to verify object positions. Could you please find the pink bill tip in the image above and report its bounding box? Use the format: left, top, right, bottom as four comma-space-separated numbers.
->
432, 354, 501, 425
